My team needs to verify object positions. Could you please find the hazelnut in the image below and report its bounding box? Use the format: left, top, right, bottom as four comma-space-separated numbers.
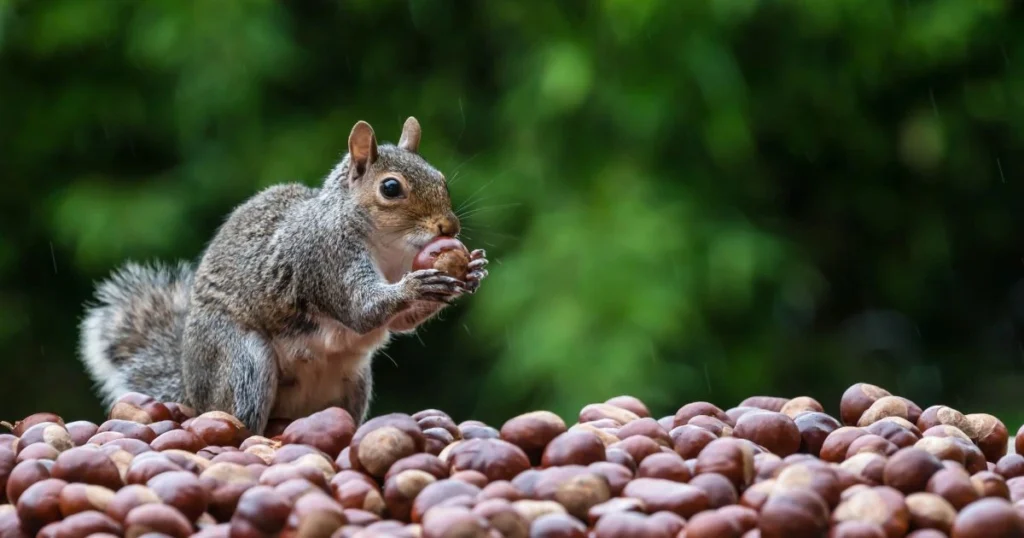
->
528, 512, 587, 538
971, 470, 1010, 499
605, 395, 651, 418
6, 459, 53, 505
331, 475, 385, 515
446, 438, 530, 483
51, 446, 124, 490
473, 498, 529, 538
586, 462, 633, 497
684, 509, 746, 538
846, 434, 898, 459
883, 447, 944, 495
384, 469, 436, 521
733, 411, 801, 457
793, 412, 841, 458
688, 415, 734, 437
280, 407, 355, 460
758, 488, 830, 538
109, 393, 172, 424
349, 414, 425, 479
413, 237, 471, 281
124, 502, 195, 538
668, 425, 717, 459
151, 430, 205, 453
185, 412, 247, 448
15, 478, 67, 533
608, 436, 661, 466
636, 452, 690, 482
14, 422, 73, 455
820, 427, 869, 463
857, 397, 911, 427
385, 453, 448, 482
695, 438, 755, 490
615, 418, 671, 448
541, 431, 605, 467
997, 454, 1024, 480
840, 383, 891, 426
621, 477, 709, 518
926, 468, 980, 510
420, 505, 489, 538
58, 483, 115, 516
828, 521, 887, 538
198, 461, 257, 521
410, 479, 481, 523
840, 452, 887, 486
282, 491, 348, 537
964, 413, 1008, 462
831, 486, 910, 538
97, 420, 158, 444
147, 470, 209, 521
780, 396, 824, 418
65, 421, 99, 447
949, 497, 1024, 538
688, 472, 738, 508
905, 492, 955, 533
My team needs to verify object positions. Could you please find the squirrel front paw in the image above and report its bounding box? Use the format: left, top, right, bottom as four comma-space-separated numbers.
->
463, 249, 489, 294
402, 269, 466, 304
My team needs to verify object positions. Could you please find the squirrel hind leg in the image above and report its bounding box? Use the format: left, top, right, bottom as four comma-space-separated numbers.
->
79, 260, 194, 407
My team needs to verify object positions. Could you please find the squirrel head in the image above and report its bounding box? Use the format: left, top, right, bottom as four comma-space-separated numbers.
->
343, 117, 460, 251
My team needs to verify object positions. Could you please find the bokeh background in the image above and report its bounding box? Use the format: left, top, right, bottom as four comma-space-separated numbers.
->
2, 0, 1024, 429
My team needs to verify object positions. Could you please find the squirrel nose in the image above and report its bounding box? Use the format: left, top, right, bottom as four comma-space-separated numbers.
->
438, 217, 460, 237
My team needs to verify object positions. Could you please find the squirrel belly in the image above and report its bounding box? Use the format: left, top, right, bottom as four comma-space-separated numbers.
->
78, 261, 194, 407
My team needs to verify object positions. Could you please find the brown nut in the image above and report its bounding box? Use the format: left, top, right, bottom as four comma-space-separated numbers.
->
65, 421, 99, 447
163, 403, 196, 424
758, 488, 830, 538
949, 497, 1024, 538
15, 477, 67, 533
58, 483, 115, 517
146, 470, 209, 521
6, 459, 53, 505
608, 435, 661, 466
417, 414, 460, 439
7, 413, 65, 438
197, 461, 257, 521
965, 413, 1009, 463
917, 406, 971, 436
840, 453, 887, 486
971, 470, 1010, 499
125, 453, 184, 485
621, 477, 709, 518
793, 412, 841, 458
684, 509, 746, 538
846, 434, 899, 459
147, 420, 180, 438
384, 469, 436, 522
459, 423, 500, 440
673, 402, 732, 429
473, 498, 529, 538
527, 512, 586, 538
541, 431, 605, 467
103, 484, 161, 523
420, 504, 489, 538
349, 413, 425, 479
446, 438, 531, 483
688, 472, 738, 508
915, 437, 968, 466
998, 454, 1024, 480
331, 474, 385, 515
739, 396, 790, 413
614, 417, 671, 448
840, 383, 891, 426
905, 492, 955, 533
477, 480, 524, 502
820, 427, 869, 463
185, 412, 247, 448
96, 420, 157, 444
865, 418, 922, 449
857, 397, 911, 427
385, 453, 448, 482
669, 425, 717, 459
451, 469, 489, 488
636, 452, 690, 483
605, 395, 651, 418
14, 423, 73, 455
926, 468, 979, 510
695, 438, 755, 490
688, 415, 734, 437
586, 497, 645, 527
51, 446, 124, 490
780, 396, 825, 419
544, 471, 611, 521
150, 430, 205, 453
424, 427, 456, 456
829, 521, 887, 538
831, 486, 910, 538
281, 491, 347, 537
410, 479, 481, 523
775, 463, 843, 509
585, 462, 632, 497
884, 447, 943, 495
604, 447, 636, 472
124, 502, 193, 538
260, 462, 329, 491
109, 393, 172, 425
579, 403, 640, 425
280, 407, 355, 460
15, 443, 59, 463
413, 237, 471, 281
733, 411, 801, 457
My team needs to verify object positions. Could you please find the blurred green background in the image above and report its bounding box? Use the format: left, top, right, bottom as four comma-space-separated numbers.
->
2, 0, 1024, 430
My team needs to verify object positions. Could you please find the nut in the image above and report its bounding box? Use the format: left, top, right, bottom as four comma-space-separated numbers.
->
695, 438, 755, 489
917, 406, 971, 436
472, 498, 529, 538
965, 413, 1009, 462
146, 470, 209, 521
151, 430, 205, 453
840, 383, 891, 426
586, 497, 645, 526
905, 492, 955, 533
477, 480, 524, 502
384, 469, 436, 522
780, 396, 824, 418
997, 454, 1024, 480
971, 470, 1010, 499
410, 479, 481, 523
185, 412, 247, 448
15, 443, 59, 463
673, 402, 733, 429
423, 427, 456, 455
51, 446, 124, 490
6, 459, 53, 505
541, 431, 605, 467
615, 417, 671, 448
758, 488, 830, 538
621, 477, 709, 518
65, 421, 99, 447
857, 397, 911, 427
123, 502, 196, 538
14, 422, 73, 455
775, 463, 843, 509
688, 472, 738, 508
459, 422, 500, 440
739, 396, 790, 413
198, 461, 257, 521
96, 420, 157, 444
332, 474, 385, 515
669, 425, 717, 459
846, 434, 898, 459
687, 415, 734, 437
840, 452, 887, 486
793, 412, 841, 457
420, 505, 489, 538
831, 486, 910, 538
820, 427, 869, 463
109, 393, 172, 425
15, 478, 67, 534
604, 447, 636, 471
604, 395, 651, 418
733, 411, 801, 457
915, 436, 967, 466
926, 468, 980, 510
282, 491, 348, 537
385, 453, 449, 482
147, 420, 180, 438
349, 414, 425, 479
527, 512, 587, 538
636, 452, 691, 482
413, 237, 471, 281
446, 438, 531, 483
125, 453, 183, 485
883, 447, 943, 494
949, 497, 1024, 538
280, 407, 356, 460
545, 472, 611, 521
451, 469, 489, 488
8, 413, 65, 437
828, 521, 887, 538
864, 418, 921, 449
683, 509, 746, 538
608, 435, 661, 466
57, 483, 115, 517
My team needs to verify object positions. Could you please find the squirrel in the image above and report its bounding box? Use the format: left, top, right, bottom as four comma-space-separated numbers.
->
77, 117, 488, 435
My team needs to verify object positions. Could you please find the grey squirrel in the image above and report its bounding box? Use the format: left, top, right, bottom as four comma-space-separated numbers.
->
78, 117, 488, 435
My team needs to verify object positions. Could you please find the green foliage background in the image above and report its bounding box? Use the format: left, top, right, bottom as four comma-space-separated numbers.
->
2, 0, 1024, 428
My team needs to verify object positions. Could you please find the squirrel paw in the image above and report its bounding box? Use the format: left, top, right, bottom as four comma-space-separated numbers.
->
463, 249, 489, 294
403, 269, 466, 304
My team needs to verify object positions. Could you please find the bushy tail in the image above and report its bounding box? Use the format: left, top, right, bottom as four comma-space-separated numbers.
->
79, 260, 195, 407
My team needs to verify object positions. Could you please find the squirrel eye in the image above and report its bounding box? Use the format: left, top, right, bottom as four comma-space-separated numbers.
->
379, 178, 403, 199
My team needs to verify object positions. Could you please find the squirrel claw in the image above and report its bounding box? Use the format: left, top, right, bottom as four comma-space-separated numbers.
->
470, 249, 486, 260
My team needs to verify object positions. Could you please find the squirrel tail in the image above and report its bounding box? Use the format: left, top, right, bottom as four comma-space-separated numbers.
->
79, 260, 194, 407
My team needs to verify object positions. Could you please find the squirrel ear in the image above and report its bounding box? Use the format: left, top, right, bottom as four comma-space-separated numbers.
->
348, 120, 378, 179
398, 116, 421, 153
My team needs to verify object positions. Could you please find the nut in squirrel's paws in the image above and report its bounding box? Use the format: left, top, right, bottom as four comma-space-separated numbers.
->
412, 237, 471, 282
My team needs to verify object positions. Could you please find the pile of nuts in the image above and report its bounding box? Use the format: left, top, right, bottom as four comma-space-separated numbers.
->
2, 384, 1024, 537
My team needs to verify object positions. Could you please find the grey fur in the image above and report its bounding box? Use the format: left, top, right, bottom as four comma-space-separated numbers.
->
78, 118, 488, 434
